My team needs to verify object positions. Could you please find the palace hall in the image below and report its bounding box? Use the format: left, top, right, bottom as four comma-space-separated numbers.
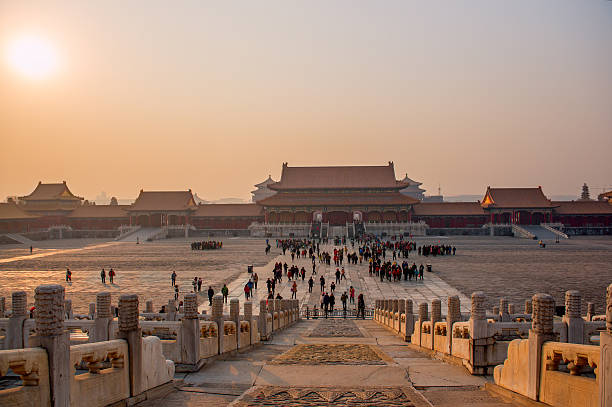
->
1, 162, 611, 239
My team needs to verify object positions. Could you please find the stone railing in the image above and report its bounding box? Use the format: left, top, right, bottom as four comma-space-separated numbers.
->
373, 288, 608, 376
541, 223, 569, 239
493, 286, 611, 407
70, 339, 130, 406
0, 347, 50, 406
0, 286, 175, 407
512, 224, 535, 239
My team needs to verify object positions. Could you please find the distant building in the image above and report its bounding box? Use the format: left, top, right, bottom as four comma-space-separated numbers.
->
399, 174, 426, 201
18, 181, 84, 216
423, 195, 444, 203
251, 175, 277, 203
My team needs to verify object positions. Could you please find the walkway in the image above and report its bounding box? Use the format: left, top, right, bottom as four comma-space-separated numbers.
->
138, 319, 518, 406
198, 243, 470, 316
0, 241, 120, 264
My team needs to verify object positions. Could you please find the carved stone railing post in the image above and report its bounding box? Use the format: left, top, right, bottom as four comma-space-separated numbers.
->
167, 299, 177, 321
0, 296, 5, 317
230, 298, 240, 349
8, 291, 27, 349
563, 290, 584, 344
244, 301, 253, 345
93, 292, 111, 342
430, 299, 441, 350
600, 283, 612, 407
88, 303, 95, 319
508, 303, 515, 315
273, 299, 281, 330
525, 300, 532, 316
499, 298, 510, 322
392, 299, 399, 331
64, 299, 73, 320
446, 296, 460, 354
469, 291, 489, 374
586, 302, 595, 321
35, 285, 70, 407
527, 293, 555, 399
414, 302, 428, 346
180, 293, 200, 368
212, 294, 224, 354
259, 299, 269, 340
404, 299, 414, 340
145, 299, 153, 314
398, 299, 405, 334
117, 294, 143, 397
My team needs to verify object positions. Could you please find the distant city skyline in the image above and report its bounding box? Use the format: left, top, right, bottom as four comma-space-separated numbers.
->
1, 1, 611, 200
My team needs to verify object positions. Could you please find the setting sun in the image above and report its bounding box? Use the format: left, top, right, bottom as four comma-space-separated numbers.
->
6, 35, 59, 79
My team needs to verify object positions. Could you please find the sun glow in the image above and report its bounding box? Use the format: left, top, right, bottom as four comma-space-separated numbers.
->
6, 35, 60, 79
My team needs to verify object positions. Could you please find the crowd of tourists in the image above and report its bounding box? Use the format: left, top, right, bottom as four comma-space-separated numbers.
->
191, 241, 223, 250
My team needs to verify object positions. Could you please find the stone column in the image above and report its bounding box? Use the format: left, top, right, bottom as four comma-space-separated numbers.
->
35, 285, 70, 407
527, 293, 555, 399
404, 299, 414, 340
259, 299, 269, 341
88, 303, 95, 320
93, 292, 111, 342
508, 303, 515, 315
180, 293, 200, 367
230, 298, 240, 349
64, 300, 73, 320
600, 284, 612, 407
8, 291, 27, 349
563, 290, 584, 344
446, 296, 461, 354
499, 298, 510, 322
212, 295, 224, 354
117, 294, 144, 397
586, 302, 595, 321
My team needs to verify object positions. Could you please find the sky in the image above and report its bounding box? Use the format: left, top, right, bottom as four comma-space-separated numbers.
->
1, 1, 611, 202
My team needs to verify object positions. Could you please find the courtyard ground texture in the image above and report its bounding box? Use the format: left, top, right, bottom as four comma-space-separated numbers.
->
0, 235, 610, 314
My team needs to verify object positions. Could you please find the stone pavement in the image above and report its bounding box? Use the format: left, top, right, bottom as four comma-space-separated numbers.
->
198, 243, 471, 316
137, 318, 518, 406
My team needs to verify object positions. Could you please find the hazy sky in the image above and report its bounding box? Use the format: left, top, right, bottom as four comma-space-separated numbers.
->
1, 1, 611, 202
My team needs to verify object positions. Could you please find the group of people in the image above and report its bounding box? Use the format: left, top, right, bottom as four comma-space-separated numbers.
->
191, 241, 223, 250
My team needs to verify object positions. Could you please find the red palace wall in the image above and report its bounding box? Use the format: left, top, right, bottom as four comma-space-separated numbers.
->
190, 217, 263, 230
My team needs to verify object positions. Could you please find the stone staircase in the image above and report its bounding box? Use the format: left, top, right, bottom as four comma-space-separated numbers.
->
3, 233, 35, 245
520, 225, 559, 241
116, 227, 167, 242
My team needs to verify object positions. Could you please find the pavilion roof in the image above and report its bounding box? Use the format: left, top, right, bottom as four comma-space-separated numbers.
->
130, 190, 197, 211
552, 201, 612, 215
269, 162, 408, 190
67, 205, 129, 218
413, 202, 484, 216
19, 181, 83, 201
400, 173, 423, 187
0, 203, 37, 220
258, 191, 418, 207
194, 204, 263, 217
481, 187, 554, 209
598, 190, 612, 200
254, 175, 276, 188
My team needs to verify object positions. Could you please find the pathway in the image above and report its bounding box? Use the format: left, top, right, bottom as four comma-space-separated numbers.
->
198, 243, 471, 316
138, 318, 518, 406
0, 241, 120, 264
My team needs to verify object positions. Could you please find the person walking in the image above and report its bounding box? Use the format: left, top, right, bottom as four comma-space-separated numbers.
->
291, 281, 297, 299
341, 292, 348, 311
174, 285, 179, 301
171, 271, 177, 286
109, 268, 115, 284
100, 268, 106, 284
320, 275, 325, 291
308, 276, 314, 293
222, 284, 229, 303
253, 272, 258, 290
244, 283, 250, 300
197, 278, 202, 292
66, 268, 71, 282
357, 293, 365, 319
207, 286, 214, 306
